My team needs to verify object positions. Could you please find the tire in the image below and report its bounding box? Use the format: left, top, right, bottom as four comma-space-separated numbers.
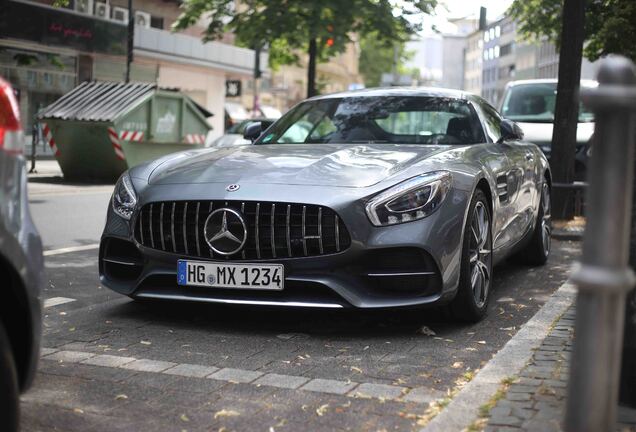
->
519, 179, 551, 266
449, 189, 493, 322
0, 320, 19, 432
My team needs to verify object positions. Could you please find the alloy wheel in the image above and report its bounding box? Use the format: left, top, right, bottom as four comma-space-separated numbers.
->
469, 201, 491, 308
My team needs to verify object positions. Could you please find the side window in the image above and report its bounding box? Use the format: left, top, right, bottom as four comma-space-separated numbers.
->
473, 100, 502, 143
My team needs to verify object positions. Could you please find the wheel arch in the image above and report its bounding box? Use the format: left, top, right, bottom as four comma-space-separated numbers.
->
0, 254, 36, 392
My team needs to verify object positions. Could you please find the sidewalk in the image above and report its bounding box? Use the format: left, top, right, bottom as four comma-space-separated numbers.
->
428, 287, 636, 432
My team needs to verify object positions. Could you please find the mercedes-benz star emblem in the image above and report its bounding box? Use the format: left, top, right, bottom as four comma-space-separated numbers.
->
203, 208, 247, 255
226, 184, 240, 192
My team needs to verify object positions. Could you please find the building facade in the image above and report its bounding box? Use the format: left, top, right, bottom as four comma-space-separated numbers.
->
0, 0, 263, 154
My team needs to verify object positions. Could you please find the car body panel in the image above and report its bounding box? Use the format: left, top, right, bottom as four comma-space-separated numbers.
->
0, 152, 44, 391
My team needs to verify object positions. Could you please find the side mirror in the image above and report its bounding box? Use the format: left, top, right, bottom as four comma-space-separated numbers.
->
243, 121, 264, 142
499, 119, 524, 143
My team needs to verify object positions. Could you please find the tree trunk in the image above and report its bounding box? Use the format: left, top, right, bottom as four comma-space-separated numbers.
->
550, 0, 586, 220
307, 38, 317, 98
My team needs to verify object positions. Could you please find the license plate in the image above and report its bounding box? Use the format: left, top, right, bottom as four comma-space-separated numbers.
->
177, 260, 284, 290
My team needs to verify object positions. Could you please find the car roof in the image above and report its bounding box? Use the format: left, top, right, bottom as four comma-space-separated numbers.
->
307, 86, 471, 101
504, 79, 598, 88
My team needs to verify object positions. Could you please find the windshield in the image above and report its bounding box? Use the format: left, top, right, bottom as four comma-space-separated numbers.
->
256, 96, 486, 145
501, 83, 594, 123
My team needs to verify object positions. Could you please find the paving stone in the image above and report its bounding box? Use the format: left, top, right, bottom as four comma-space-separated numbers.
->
300, 378, 358, 395
81, 354, 137, 368
208, 368, 264, 383
40, 347, 58, 357
43, 350, 96, 363
401, 386, 445, 404
507, 392, 532, 401
120, 359, 177, 372
252, 373, 309, 389
163, 363, 219, 378
508, 385, 539, 393
490, 415, 523, 427
348, 383, 406, 400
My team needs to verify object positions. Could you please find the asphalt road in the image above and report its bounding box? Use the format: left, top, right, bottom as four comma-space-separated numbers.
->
23, 181, 581, 431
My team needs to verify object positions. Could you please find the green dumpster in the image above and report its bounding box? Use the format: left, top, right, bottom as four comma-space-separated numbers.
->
37, 81, 212, 181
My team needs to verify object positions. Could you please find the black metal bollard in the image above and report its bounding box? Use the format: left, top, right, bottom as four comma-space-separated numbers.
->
565, 56, 636, 431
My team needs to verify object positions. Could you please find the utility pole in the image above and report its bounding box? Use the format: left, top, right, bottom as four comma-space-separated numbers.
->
125, 0, 134, 83
550, 0, 586, 219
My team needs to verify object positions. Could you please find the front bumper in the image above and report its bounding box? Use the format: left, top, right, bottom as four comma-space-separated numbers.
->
99, 187, 469, 309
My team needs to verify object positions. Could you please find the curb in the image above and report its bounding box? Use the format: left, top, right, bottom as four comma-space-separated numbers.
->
422, 281, 578, 432
552, 230, 583, 241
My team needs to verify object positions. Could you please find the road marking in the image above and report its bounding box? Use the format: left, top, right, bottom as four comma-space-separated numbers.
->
39, 348, 438, 404
43, 297, 76, 308
44, 244, 100, 256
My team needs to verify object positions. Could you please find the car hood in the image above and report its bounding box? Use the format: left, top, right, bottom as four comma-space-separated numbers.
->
149, 144, 449, 188
518, 121, 595, 145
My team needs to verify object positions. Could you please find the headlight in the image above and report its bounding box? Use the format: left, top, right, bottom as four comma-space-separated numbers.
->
112, 172, 137, 220
365, 171, 452, 226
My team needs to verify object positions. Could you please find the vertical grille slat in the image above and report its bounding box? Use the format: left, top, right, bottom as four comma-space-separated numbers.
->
170, 202, 176, 253
182, 202, 189, 255
149, 204, 155, 249
317, 207, 323, 255
302, 205, 308, 257
286, 204, 292, 257
159, 203, 166, 251
135, 200, 351, 260
195, 202, 201, 257
270, 203, 276, 258
255, 203, 261, 259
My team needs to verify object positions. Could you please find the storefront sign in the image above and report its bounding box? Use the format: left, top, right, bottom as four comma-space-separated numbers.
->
226, 80, 242, 97
1, 0, 127, 56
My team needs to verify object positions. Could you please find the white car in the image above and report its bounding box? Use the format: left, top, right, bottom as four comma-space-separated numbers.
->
500, 79, 597, 181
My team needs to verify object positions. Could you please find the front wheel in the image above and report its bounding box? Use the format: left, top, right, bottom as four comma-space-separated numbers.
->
449, 189, 493, 322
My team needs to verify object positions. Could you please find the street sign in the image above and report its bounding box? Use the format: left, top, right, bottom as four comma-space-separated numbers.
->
225, 80, 242, 98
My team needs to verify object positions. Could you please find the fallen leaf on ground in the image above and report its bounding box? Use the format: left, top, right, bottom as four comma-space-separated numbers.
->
115, 394, 128, 400
418, 326, 436, 336
140, 340, 151, 345
477, 341, 486, 345
465, 347, 477, 352
73, 408, 84, 414
214, 410, 240, 419
180, 414, 189, 422
350, 366, 363, 374
316, 404, 329, 416
451, 362, 463, 369
68, 327, 75, 332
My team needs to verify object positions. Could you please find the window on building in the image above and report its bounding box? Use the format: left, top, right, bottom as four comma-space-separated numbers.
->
489, 28, 495, 39
500, 43, 513, 57
495, 26, 501, 37
484, 31, 489, 42
150, 16, 164, 29
494, 46, 500, 58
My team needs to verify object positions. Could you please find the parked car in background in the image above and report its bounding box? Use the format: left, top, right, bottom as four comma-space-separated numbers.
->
0, 77, 44, 431
206, 118, 276, 148
99, 88, 551, 323
500, 79, 597, 181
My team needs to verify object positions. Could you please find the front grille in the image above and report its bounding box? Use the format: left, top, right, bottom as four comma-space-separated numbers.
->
133, 200, 351, 260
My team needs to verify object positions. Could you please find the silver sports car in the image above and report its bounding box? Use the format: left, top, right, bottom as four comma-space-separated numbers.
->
99, 88, 551, 322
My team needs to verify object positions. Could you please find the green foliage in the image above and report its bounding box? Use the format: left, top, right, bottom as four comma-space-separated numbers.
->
173, 0, 437, 70
358, 33, 414, 87
508, 0, 636, 61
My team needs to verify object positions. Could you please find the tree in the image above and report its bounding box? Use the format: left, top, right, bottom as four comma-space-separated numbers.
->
509, 0, 636, 62
358, 33, 414, 87
172, 0, 437, 98
509, 0, 586, 220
